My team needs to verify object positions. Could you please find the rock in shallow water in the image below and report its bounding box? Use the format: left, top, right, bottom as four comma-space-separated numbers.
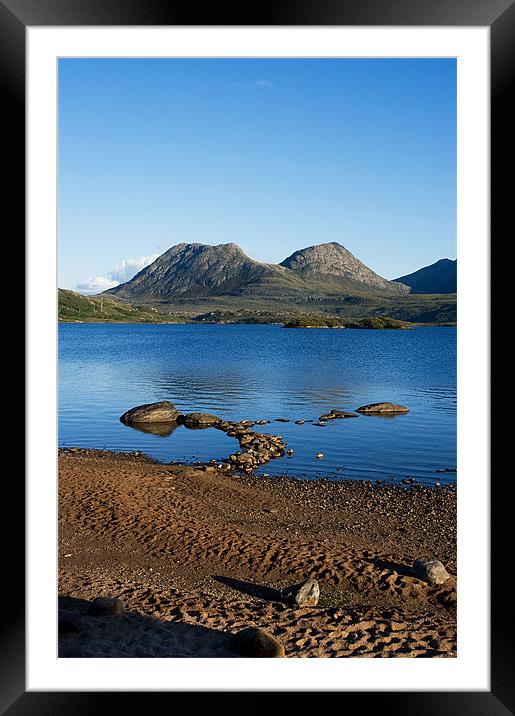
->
356, 402, 409, 414
120, 400, 180, 424
413, 557, 450, 585
179, 412, 221, 426
228, 627, 285, 657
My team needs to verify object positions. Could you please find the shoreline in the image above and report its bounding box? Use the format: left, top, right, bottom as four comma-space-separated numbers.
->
59, 445, 456, 487
59, 319, 456, 327
59, 448, 457, 658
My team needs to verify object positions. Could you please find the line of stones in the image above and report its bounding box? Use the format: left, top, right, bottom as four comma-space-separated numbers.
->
205, 419, 287, 474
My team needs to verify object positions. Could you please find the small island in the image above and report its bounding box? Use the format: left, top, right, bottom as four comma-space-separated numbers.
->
283, 315, 412, 329
283, 316, 345, 328
343, 316, 412, 330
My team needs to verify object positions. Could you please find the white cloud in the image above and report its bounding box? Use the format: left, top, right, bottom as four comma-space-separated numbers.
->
109, 255, 160, 283
76, 276, 120, 294
253, 79, 274, 89
76, 254, 159, 295
239, 245, 272, 264
233, 79, 275, 90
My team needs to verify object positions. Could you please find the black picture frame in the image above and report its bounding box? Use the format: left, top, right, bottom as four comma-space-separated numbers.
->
4, 0, 507, 711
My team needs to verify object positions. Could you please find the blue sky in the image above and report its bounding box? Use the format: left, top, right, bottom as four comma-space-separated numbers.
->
58, 58, 456, 293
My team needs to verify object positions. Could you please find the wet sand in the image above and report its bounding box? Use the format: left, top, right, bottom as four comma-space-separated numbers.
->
58, 448, 457, 658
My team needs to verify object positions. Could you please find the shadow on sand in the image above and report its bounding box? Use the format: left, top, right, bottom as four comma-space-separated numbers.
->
58, 596, 237, 658
365, 558, 415, 578
213, 575, 284, 602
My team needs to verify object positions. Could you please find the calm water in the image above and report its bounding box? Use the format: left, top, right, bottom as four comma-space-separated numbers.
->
58, 323, 456, 485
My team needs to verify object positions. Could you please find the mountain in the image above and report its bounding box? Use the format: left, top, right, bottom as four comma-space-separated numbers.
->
395, 259, 457, 294
106, 241, 409, 300
106, 243, 288, 299
280, 242, 409, 295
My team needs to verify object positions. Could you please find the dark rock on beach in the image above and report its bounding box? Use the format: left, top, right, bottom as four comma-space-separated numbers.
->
87, 597, 124, 617
228, 626, 285, 658
58, 614, 82, 634
356, 402, 409, 414
120, 400, 180, 424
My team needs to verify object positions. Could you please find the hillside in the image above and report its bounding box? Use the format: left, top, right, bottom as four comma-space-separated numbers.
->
395, 259, 457, 294
58, 289, 181, 323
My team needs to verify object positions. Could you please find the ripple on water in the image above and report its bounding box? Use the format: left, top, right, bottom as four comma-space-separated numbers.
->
58, 324, 456, 485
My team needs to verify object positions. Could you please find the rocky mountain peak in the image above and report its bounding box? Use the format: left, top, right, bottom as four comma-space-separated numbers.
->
280, 242, 409, 294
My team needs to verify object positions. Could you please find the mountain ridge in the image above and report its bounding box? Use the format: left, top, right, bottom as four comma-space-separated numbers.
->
106, 241, 410, 301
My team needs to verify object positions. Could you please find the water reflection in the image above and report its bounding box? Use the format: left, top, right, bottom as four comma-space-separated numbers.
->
122, 420, 217, 438
358, 412, 409, 420
124, 422, 180, 438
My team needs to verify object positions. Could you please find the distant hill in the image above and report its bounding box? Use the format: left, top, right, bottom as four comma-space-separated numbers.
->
280, 242, 409, 295
395, 259, 457, 294
106, 241, 409, 301
58, 289, 180, 323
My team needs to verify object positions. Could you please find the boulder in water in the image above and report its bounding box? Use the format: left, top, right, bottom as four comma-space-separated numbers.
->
356, 402, 409, 414
120, 400, 180, 424
179, 412, 221, 426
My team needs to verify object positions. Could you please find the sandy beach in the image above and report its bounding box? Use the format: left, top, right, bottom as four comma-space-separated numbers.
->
58, 448, 456, 658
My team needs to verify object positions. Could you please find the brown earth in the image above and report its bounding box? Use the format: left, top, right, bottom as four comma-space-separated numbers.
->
58, 448, 457, 659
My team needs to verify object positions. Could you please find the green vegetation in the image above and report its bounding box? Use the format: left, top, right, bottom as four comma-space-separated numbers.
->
283, 315, 412, 329
343, 316, 412, 329
59, 288, 456, 326
134, 291, 456, 325
193, 309, 293, 324
58, 289, 181, 323
283, 316, 344, 328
